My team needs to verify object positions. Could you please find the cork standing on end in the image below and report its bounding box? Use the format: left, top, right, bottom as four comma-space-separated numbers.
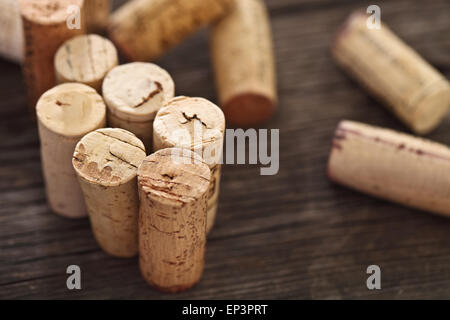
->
85, 0, 110, 34
138, 148, 211, 293
328, 120, 450, 217
55, 34, 118, 92
108, 0, 233, 61
19, 0, 86, 113
210, 0, 277, 127
73, 128, 146, 257
332, 11, 450, 135
153, 96, 225, 234
0, 0, 24, 63
37, 83, 106, 219
102, 62, 175, 151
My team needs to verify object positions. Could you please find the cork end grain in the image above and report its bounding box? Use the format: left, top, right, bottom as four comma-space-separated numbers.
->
19, 0, 83, 24
223, 93, 275, 127
73, 128, 146, 187
331, 9, 366, 53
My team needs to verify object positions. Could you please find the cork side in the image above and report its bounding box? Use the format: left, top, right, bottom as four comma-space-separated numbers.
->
19, 0, 84, 25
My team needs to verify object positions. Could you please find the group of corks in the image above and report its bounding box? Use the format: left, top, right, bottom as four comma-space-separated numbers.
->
4, 0, 276, 293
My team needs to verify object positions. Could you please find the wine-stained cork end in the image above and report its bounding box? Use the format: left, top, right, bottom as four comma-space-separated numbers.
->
73, 128, 146, 187
223, 93, 275, 127
138, 148, 211, 208
19, 0, 84, 24
331, 9, 366, 52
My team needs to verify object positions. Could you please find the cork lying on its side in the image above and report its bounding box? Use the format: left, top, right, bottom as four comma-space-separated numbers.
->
108, 0, 233, 61
0, 0, 23, 63
55, 34, 118, 92
19, 0, 86, 113
73, 128, 146, 257
210, 0, 277, 127
153, 96, 225, 234
138, 148, 211, 293
102, 62, 175, 151
332, 11, 450, 135
328, 120, 450, 217
37, 83, 106, 218
85, 0, 111, 34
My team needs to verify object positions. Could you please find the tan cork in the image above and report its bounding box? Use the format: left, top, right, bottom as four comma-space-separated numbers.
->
210, 0, 277, 127
102, 62, 175, 151
108, 0, 233, 61
0, 0, 24, 63
73, 128, 146, 257
55, 34, 118, 92
36, 83, 106, 218
85, 0, 110, 34
20, 0, 86, 114
137, 148, 210, 293
328, 120, 450, 217
153, 96, 225, 234
332, 11, 450, 135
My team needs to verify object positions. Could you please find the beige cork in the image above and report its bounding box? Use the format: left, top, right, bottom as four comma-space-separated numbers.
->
0, 0, 24, 63
328, 120, 450, 217
20, 0, 86, 114
102, 62, 175, 151
85, 0, 110, 34
137, 148, 210, 293
55, 34, 118, 92
332, 11, 450, 135
37, 83, 106, 218
73, 128, 146, 257
210, 0, 277, 127
108, 0, 233, 61
153, 96, 225, 233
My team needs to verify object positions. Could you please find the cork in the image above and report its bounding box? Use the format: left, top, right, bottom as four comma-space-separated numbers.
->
332, 11, 450, 135
55, 34, 118, 92
19, 0, 86, 114
328, 120, 450, 217
0, 0, 24, 63
108, 0, 233, 61
153, 96, 225, 233
102, 62, 175, 151
73, 128, 146, 257
137, 148, 211, 293
85, 0, 110, 34
210, 0, 277, 127
36, 83, 106, 218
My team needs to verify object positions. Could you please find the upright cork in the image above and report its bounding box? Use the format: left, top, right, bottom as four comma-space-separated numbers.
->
20, 0, 86, 113
73, 128, 146, 257
210, 0, 277, 127
328, 120, 450, 217
102, 62, 175, 151
108, 0, 233, 61
55, 34, 118, 92
37, 83, 106, 218
138, 148, 211, 292
332, 11, 450, 135
85, 0, 110, 34
153, 96, 225, 233
0, 0, 24, 63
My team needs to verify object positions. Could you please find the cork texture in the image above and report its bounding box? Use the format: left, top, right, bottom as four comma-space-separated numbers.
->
85, 0, 110, 33
0, 0, 24, 63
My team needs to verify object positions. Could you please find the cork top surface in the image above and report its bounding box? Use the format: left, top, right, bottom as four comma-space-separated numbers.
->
154, 96, 225, 150
36, 83, 106, 137
19, 0, 84, 24
138, 148, 211, 207
102, 62, 175, 122
55, 34, 118, 84
73, 128, 146, 187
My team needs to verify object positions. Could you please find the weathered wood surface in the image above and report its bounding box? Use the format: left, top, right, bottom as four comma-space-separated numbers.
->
1, 0, 450, 299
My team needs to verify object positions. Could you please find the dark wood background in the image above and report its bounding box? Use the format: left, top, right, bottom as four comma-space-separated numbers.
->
1, 0, 450, 299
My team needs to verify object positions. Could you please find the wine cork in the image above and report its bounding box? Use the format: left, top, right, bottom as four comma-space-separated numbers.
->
0, 0, 24, 63
55, 34, 118, 92
102, 62, 175, 151
73, 128, 146, 257
332, 11, 450, 135
210, 0, 277, 127
37, 83, 106, 218
85, 0, 110, 34
153, 96, 225, 233
108, 0, 233, 61
328, 120, 450, 217
20, 0, 86, 113
138, 148, 211, 292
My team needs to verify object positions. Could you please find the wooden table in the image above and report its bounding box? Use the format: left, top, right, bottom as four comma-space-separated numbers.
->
1, 0, 450, 299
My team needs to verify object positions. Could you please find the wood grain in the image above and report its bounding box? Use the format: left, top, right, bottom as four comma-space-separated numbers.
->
1, 0, 450, 299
